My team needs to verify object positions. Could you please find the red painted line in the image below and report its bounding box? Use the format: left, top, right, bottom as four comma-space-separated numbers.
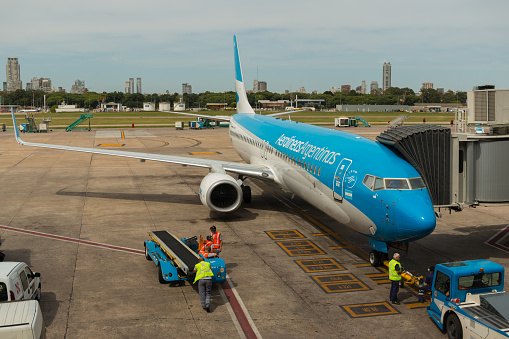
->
0, 225, 144, 255
220, 280, 258, 339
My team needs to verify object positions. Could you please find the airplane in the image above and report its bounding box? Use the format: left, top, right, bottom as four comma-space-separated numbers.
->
10, 35, 436, 266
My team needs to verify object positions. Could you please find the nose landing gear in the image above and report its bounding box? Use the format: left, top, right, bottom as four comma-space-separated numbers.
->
369, 250, 388, 267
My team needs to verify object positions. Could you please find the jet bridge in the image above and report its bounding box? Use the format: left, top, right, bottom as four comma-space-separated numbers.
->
377, 123, 509, 210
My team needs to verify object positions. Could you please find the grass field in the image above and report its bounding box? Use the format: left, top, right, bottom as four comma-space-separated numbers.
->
0, 110, 456, 129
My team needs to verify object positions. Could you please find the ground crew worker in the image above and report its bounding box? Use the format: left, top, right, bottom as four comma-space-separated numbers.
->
210, 226, 222, 255
418, 265, 435, 302
199, 245, 216, 259
200, 236, 213, 253
193, 257, 214, 312
389, 253, 405, 304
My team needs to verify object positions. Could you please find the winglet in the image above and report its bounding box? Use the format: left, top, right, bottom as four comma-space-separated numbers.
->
11, 107, 23, 144
233, 35, 255, 114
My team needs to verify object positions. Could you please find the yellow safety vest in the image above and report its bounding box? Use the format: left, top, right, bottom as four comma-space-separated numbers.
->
193, 261, 214, 284
389, 259, 402, 281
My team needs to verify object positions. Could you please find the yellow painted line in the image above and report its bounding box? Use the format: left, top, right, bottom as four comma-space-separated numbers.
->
373, 279, 391, 284
330, 246, 346, 249
97, 144, 125, 147
276, 240, 325, 257
266, 230, 305, 240
314, 231, 351, 236
341, 302, 400, 318
406, 302, 429, 309
121, 129, 125, 138
354, 263, 373, 268
189, 151, 220, 155
366, 273, 388, 278
253, 179, 369, 260
296, 258, 345, 273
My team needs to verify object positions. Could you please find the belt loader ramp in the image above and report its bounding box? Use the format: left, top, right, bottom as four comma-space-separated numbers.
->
144, 231, 226, 284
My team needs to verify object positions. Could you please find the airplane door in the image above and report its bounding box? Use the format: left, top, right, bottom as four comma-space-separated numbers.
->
260, 140, 268, 160
333, 158, 352, 201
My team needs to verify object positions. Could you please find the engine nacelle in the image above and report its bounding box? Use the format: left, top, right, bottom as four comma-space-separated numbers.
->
199, 173, 243, 213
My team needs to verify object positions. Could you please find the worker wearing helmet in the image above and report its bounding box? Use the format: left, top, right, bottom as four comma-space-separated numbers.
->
193, 257, 214, 312
389, 253, 405, 305
210, 226, 222, 255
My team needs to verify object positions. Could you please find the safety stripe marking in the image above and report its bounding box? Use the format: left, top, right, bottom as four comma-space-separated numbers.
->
121, 129, 125, 139
188, 151, 221, 155
341, 301, 400, 318
220, 275, 262, 339
405, 302, 429, 309
0, 224, 144, 255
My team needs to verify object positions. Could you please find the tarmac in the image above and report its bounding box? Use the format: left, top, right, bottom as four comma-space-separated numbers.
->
0, 125, 508, 338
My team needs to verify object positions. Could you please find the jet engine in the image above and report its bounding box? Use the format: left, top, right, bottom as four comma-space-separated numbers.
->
199, 173, 243, 213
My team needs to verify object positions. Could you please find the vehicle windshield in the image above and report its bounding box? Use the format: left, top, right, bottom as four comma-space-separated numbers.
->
385, 178, 409, 190
458, 272, 502, 290
409, 177, 426, 189
0, 283, 7, 301
363, 175, 427, 191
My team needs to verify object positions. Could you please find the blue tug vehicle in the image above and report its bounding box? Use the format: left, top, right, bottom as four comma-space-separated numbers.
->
144, 231, 226, 285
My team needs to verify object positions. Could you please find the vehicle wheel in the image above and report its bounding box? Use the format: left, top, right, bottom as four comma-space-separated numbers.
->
446, 314, 463, 339
369, 250, 381, 267
144, 243, 151, 261
158, 265, 167, 284
242, 185, 252, 203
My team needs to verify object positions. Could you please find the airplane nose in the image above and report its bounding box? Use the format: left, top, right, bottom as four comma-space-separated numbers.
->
395, 193, 436, 241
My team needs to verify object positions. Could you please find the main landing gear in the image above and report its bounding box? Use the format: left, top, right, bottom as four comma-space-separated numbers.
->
369, 250, 388, 267
241, 185, 251, 203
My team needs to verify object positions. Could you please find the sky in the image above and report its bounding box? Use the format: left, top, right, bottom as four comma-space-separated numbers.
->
2, 0, 509, 95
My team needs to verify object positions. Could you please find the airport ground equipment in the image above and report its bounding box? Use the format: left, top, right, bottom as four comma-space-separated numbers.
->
335, 116, 371, 127
353, 116, 371, 127
144, 231, 226, 284
2, 123, 6, 132
65, 114, 93, 132
427, 259, 509, 339
175, 121, 184, 130
389, 115, 409, 127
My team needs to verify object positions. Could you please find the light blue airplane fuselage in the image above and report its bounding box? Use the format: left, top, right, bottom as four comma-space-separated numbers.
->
228, 112, 436, 245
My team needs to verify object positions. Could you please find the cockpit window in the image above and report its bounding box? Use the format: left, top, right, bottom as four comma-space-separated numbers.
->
373, 177, 384, 191
409, 177, 426, 189
385, 179, 409, 190
363, 175, 374, 190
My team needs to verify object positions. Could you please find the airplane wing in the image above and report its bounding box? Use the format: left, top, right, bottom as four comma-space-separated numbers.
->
159, 110, 232, 122
10, 109, 273, 181
267, 110, 302, 117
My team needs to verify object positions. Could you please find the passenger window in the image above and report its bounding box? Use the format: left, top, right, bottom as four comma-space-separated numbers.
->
20, 271, 29, 291
0, 283, 7, 301
434, 271, 451, 297
373, 177, 384, 190
363, 175, 374, 190
318, 167, 321, 176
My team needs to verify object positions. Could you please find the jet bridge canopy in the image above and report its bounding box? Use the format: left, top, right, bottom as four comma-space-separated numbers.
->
376, 125, 452, 206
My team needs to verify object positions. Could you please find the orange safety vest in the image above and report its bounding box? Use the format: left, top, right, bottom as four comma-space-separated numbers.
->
199, 249, 214, 258
211, 232, 222, 250
200, 241, 213, 253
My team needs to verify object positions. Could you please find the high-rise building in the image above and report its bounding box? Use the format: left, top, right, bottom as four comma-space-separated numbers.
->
136, 78, 142, 94
299, 87, 306, 93
253, 80, 267, 93
182, 83, 192, 95
341, 85, 351, 92
422, 82, 434, 89
125, 81, 130, 94
370, 81, 379, 94
361, 81, 367, 94
383, 62, 391, 92
71, 80, 86, 94
6, 58, 22, 92
129, 78, 134, 94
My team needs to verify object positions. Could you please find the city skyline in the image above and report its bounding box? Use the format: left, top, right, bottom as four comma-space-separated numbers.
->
1, 1, 508, 94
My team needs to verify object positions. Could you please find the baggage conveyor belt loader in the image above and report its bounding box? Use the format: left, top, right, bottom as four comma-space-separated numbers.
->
144, 230, 226, 285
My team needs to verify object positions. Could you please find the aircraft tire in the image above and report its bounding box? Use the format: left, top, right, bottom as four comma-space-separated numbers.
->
369, 250, 381, 267
242, 186, 252, 203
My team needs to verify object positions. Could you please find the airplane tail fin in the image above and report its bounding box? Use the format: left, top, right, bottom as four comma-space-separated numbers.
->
11, 107, 23, 144
233, 35, 255, 114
